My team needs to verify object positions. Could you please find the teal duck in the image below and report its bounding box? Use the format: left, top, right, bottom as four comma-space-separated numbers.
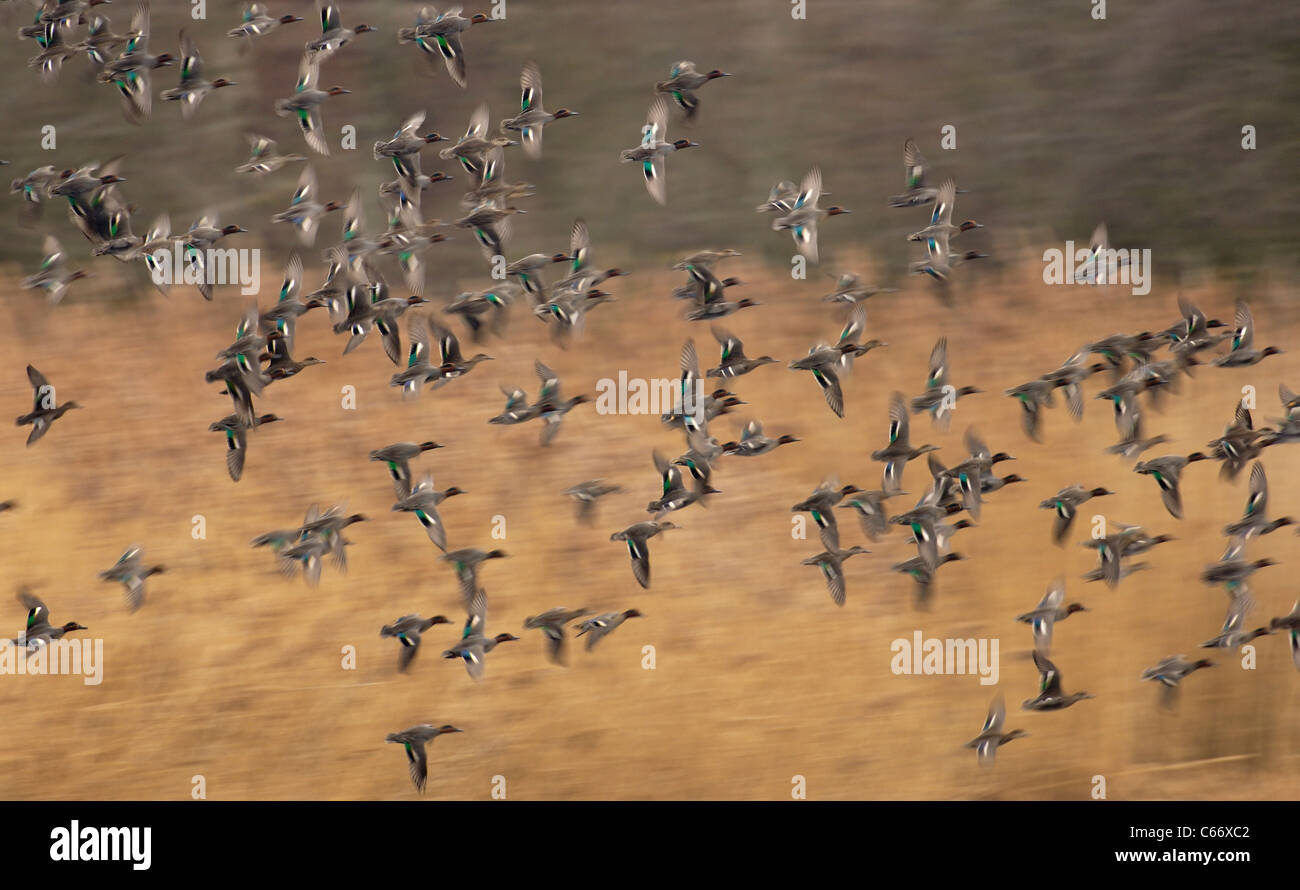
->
610, 520, 679, 588
1015, 578, 1087, 654
1039, 485, 1113, 544
772, 166, 850, 263
1223, 462, 1293, 538
620, 96, 697, 205
574, 609, 642, 650
393, 472, 465, 552
15, 364, 80, 446
381, 614, 451, 672
707, 326, 777, 378
802, 546, 870, 606
1268, 600, 1300, 673
209, 413, 281, 481
161, 30, 236, 118
499, 61, 578, 158
228, 4, 303, 41
870, 392, 939, 492
12, 591, 86, 649
964, 694, 1027, 767
369, 441, 444, 498
654, 60, 730, 121
385, 723, 462, 792
792, 480, 862, 550
98, 545, 164, 611
1022, 651, 1093, 711
523, 607, 591, 665
1140, 655, 1215, 706
564, 480, 621, 524
1214, 300, 1281, 367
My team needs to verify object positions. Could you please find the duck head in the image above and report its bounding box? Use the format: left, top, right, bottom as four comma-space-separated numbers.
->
61, 622, 87, 632
437, 723, 463, 733
493, 633, 520, 643
1065, 603, 1088, 615
470, 13, 494, 24
441, 487, 467, 498
221, 224, 247, 236
422, 133, 447, 144
777, 434, 801, 444
354, 24, 377, 34
552, 109, 579, 119
1000, 474, 1026, 485
672, 138, 700, 150
957, 219, 984, 232
623, 609, 644, 619
706, 69, 731, 79
735, 298, 760, 309
326, 86, 352, 96
279, 14, 304, 24
419, 441, 444, 452
826, 206, 852, 216
212, 78, 238, 89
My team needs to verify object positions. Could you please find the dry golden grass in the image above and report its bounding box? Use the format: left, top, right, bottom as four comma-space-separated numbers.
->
0, 255, 1297, 800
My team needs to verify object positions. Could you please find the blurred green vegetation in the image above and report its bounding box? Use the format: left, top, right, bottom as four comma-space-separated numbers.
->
0, 0, 1296, 291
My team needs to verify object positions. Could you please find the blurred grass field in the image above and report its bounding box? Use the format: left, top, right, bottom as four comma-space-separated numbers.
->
0, 254, 1296, 800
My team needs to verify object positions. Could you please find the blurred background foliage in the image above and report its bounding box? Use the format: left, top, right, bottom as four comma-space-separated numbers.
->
0, 0, 1296, 294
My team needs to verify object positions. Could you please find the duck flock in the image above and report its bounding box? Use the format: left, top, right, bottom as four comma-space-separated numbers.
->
4, 0, 1298, 792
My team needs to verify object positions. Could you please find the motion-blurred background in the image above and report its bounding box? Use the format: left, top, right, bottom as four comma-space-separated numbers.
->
0, 0, 1296, 799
